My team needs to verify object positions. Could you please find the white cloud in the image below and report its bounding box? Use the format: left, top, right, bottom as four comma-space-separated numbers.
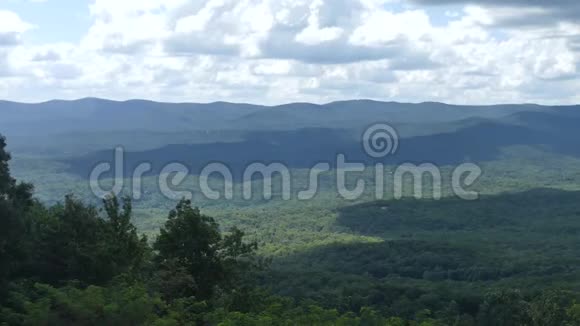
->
0, 0, 578, 105
294, 0, 343, 45
0, 10, 33, 46
349, 10, 432, 46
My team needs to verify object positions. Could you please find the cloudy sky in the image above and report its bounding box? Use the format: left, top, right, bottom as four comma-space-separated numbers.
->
1, 0, 579, 105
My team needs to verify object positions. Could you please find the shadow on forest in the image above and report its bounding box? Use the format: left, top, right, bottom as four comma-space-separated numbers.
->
336, 188, 580, 235
63, 115, 580, 180
268, 188, 580, 312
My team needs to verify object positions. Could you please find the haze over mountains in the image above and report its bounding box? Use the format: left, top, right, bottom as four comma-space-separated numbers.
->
2, 98, 579, 181
0, 98, 554, 137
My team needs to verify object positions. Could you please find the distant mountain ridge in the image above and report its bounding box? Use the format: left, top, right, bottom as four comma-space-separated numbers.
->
1, 98, 578, 158
0, 97, 560, 134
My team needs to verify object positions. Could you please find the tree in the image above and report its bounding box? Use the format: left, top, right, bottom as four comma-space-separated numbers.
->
31, 194, 148, 285
0, 135, 33, 296
1, 282, 167, 326
0, 135, 32, 208
34, 195, 109, 284
0, 135, 12, 195
102, 194, 149, 277
477, 289, 531, 326
528, 290, 570, 326
153, 199, 257, 301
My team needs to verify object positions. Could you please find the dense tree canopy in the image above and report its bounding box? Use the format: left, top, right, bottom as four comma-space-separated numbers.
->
154, 199, 258, 301
3, 132, 580, 325
0, 135, 33, 296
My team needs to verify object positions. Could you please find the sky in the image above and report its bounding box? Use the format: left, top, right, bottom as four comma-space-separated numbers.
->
0, 0, 579, 105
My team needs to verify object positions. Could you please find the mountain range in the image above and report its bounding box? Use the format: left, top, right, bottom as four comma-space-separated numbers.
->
2, 98, 579, 178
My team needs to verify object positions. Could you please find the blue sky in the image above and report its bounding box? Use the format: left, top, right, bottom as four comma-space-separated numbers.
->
0, 0, 578, 105
2, 0, 90, 43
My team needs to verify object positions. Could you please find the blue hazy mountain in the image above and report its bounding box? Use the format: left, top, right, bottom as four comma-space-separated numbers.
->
3, 98, 580, 177
0, 98, 548, 136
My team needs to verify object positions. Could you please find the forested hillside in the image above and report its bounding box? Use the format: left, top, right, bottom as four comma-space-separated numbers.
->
4, 132, 580, 325
4, 99, 580, 325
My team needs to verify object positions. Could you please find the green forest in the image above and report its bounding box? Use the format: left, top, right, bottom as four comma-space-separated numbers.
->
2, 0, 580, 319
5, 129, 580, 326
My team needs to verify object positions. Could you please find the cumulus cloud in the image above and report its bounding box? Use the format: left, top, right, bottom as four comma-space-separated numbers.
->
411, 0, 580, 27
0, 52, 13, 76
0, 0, 579, 105
31, 50, 61, 62
160, 0, 441, 64
0, 10, 33, 46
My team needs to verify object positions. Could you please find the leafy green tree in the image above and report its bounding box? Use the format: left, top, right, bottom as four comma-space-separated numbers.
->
0, 135, 12, 195
29, 194, 148, 285
153, 199, 257, 300
566, 301, 580, 325
528, 290, 570, 326
1, 281, 167, 326
477, 289, 531, 326
0, 135, 33, 296
102, 195, 150, 277
30, 195, 109, 284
